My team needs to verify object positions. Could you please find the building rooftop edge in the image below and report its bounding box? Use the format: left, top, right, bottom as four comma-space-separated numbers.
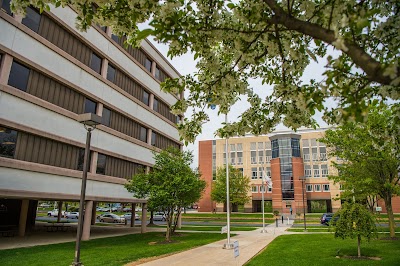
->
198, 126, 335, 142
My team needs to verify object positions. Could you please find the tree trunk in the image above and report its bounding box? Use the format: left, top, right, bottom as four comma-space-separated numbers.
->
148, 211, 154, 225
357, 235, 361, 257
165, 210, 173, 242
385, 198, 396, 238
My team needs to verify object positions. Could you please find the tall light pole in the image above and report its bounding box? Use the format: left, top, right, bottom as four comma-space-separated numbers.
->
299, 176, 307, 231
72, 113, 102, 266
223, 113, 233, 249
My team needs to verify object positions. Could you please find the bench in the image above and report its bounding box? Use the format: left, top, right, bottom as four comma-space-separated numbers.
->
44, 223, 71, 232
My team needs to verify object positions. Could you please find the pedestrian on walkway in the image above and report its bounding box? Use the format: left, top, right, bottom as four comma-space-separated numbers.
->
290, 207, 292, 215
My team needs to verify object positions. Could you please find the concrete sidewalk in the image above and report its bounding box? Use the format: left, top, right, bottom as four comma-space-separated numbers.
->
131, 222, 292, 266
0, 222, 164, 250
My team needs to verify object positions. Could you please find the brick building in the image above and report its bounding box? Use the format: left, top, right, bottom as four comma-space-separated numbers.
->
198, 128, 400, 214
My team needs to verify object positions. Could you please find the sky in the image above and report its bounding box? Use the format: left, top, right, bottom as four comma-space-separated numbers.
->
148, 39, 331, 168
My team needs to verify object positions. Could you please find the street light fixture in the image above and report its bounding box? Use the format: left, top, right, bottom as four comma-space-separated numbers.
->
223, 113, 233, 249
72, 113, 102, 266
299, 176, 307, 231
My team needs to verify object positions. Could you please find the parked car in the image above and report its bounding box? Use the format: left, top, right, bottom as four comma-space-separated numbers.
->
39, 203, 50, 208
122, 207, 132, 212
320, 213, 339, 225
65, 212, 79, 219
98, 213, 126, 223
47, 209, 65, 217
153, 212, 166, 221
122, 213, 140, 220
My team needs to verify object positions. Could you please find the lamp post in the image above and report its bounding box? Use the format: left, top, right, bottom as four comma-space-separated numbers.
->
299, 176, 307, 231
72, 113, 102, 266
223, 113, 233, 249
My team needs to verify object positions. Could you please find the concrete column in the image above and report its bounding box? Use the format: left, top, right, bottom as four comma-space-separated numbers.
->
0, 54, 13, 85
90, 152, 98, 174
147, 128, 152, 146
105, 26, 112, 37
149, 94, 155, 110
91, 201, 97, 225
151, 61, 156, 76
100, 59, 108, 79
18, 200, 29, 237
57, 201, 63, 222
130, 203, 136, 227
141, 203, 147, 233
13, 14, 23, 23
82, 201, 93, 241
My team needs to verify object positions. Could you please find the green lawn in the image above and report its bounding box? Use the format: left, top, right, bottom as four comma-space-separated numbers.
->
182, 213, 274, 218
159, 225, 258, 231
246, 234, 400, 266
0, 232, 226, 266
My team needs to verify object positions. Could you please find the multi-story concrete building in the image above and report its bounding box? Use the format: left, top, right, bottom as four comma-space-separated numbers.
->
0, 2, 182, 238
198, 128, 400, 214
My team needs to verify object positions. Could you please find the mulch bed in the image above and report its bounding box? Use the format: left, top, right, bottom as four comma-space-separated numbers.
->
336, 255, 381, 261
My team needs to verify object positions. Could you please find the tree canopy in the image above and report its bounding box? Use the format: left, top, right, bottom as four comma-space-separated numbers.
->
12, 1, 400, 141
211, 165, 251, 210
320, 103, 400, 237
125, 148, 206, 241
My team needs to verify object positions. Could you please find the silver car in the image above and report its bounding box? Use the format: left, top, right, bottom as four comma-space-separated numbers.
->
153, 212, 166, 221
65, 212, 79, 219
99, 213, 126, 223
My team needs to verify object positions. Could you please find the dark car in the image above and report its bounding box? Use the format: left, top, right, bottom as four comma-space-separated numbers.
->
320, 213, 339, 225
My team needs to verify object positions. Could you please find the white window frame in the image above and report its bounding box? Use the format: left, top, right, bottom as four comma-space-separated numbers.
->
323, 184, 330, 192
251, 186, 258, 193
306, 184, 313, 192
314, 184, 321, 192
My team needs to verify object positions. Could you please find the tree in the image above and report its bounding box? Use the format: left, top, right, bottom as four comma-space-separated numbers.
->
125, 148, 206, 242
334, 202, 377, 258
211, 165, 251, 211
12, 1, 400, 142
320, 104, 400, 238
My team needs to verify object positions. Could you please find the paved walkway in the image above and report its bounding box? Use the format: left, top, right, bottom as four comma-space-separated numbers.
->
132, 221, 293, 266
0, 222, 164, 250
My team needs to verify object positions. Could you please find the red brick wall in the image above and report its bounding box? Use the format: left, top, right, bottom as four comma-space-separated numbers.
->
377, 197, 400, 213
271, 158, 282, 212
292, 157, 306, 214
197, 140, 216, 212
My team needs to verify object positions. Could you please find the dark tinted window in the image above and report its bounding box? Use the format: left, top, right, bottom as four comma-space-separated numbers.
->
90, 52, 102, 74
100, 25, 107, 32
84, 98, 97, 114
77, 148, 92, 171
153, 98, 159, 112
102, 107, 111, 127
106, 64, 115, 82
96, 153, 107, 175
0, 126, 17, 158
151, 132, 156, 146
111, 34, 119, 43
142, 91, 149, 106
140, 126, 147, 143
155, 66, 160, 80
8, 61, 30, 92
1, 0, 12, 15
21, 7, 41, 33
145, 58, 152, 72
176, 116, 181, 124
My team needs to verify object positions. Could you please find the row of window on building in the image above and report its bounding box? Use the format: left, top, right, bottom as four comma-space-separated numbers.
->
222, 140, 328, 166
4, 58, 180, 150
1, 2, 181, 125
250, 183, 330, 193
0, 125, 146, 179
